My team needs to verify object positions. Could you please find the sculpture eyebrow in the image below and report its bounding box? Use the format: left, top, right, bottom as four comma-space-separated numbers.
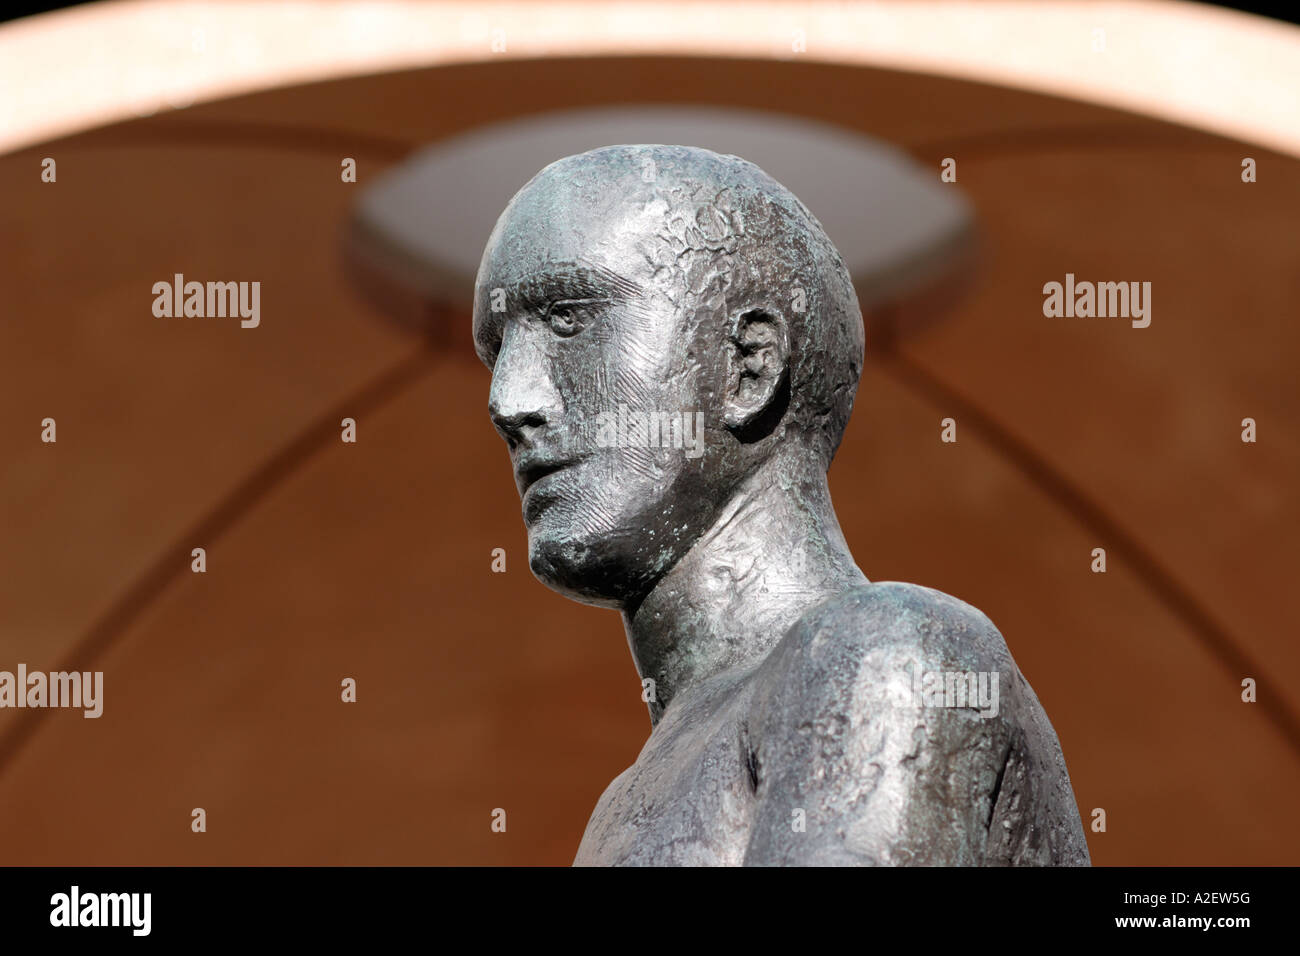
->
514, 263, 643, 308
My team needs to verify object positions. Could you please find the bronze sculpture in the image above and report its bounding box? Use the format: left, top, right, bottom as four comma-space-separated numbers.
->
473, 144, 1089, 866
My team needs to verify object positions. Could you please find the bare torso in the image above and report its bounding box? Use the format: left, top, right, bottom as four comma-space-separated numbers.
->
575, 582, 1091, 866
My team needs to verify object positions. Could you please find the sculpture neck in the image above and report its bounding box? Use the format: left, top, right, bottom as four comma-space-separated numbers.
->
622, 451, 867, 725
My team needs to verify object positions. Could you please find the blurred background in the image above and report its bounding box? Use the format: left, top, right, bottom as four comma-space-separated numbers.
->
1, 0, 1298, 865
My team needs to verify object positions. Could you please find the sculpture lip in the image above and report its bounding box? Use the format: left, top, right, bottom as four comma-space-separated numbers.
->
515, 455, 573, 495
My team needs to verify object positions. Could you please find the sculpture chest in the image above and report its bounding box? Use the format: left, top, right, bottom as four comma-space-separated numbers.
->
574, 669, 763, 866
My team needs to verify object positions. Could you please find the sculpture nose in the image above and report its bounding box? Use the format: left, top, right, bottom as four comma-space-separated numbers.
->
488, 325, 555, 450
489, 403, 546, 449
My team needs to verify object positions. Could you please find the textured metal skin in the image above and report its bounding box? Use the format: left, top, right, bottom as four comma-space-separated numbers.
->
472, 145, 1090, 866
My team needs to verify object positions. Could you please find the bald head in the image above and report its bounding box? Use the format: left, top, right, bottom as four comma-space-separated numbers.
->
472, 144, 864, 605
474, 144, 864, 467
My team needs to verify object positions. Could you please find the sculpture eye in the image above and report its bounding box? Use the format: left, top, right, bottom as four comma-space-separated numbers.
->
544, 299, 604, 337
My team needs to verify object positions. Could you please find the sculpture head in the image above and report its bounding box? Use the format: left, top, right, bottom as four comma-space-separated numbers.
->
473, 145, 864, 609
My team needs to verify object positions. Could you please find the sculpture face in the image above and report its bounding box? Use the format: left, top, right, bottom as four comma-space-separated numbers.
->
473, 156, 742, 607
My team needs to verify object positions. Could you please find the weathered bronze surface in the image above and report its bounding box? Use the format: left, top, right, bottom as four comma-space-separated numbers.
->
473, 145, 1089, 866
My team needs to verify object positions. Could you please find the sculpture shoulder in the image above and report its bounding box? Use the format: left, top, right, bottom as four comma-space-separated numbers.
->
743, 581, 1090, 865
752, 581, 1016, 712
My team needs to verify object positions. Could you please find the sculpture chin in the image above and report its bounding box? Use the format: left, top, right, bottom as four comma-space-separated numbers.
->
519, 455, 727, 609
527, 531, 627, 609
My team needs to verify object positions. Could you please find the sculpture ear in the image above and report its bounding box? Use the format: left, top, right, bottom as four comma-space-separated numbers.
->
724, 308, 790, 438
